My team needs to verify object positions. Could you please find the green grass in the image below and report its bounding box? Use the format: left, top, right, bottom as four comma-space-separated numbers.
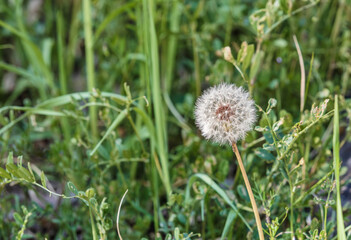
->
333, 95, 347, 240
0, 0, 350, 239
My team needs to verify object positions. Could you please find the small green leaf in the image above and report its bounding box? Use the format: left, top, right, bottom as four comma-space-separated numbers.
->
7, 152, 13, 164
266, 98, 277, 113
27, 163, 35, 181
81, 198, 89, 206
21, 206, 28, 215
255, 148, 275, 161
89, 197, 97, 206
13, 212, 23, 225
249, 50, 264, 80
103, 217, 113, 230
6, 163, 21, 178
174, 227, 180, 240
100, 198, 109, 210
0, 167, 11, 179
85, 188, 95, 199
40, 171, 46, 188
78, 191, 86, 197
263, 143, 275, 151
255, 126, 268, 132
279, 167, 289, 181
237, 185, 249, 202
18, 156, 23, 167
263, 131, 274, 144
67, 181, 78, 195
18, 166, 35, 182
242, 44, 254, 71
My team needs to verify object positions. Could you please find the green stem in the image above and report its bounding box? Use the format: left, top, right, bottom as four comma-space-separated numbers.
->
89, 205, 98, 240
83, 0, 97, 140
263, 111, 281, 158
56, 10, 72, 150
333, 95, 346, 240
165, 0, 181, 93
57, 11, 67, 95
289, 177, 294, 239
324, 175, 333, 231
144, 0, 172, 197
191, 22, 201, 97
137, 1, 159, 232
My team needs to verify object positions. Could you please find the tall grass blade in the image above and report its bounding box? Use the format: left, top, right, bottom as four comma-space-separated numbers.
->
137, 2, 160, 232
56, 10, 72, 143
333, 95, 346, 240
165, 0, 181, 93
293, 35, 306, 113
83, 0, 98, 140
143, 0, 171, 196
56, 11, 67, 95
220, 210, 236, 240
304, 52, 314, 106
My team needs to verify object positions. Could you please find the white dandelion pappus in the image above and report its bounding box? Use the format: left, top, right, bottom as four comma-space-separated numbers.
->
194, 83, 256, 145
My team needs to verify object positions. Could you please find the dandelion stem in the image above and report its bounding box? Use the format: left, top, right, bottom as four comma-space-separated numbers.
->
232, 142, 264, 240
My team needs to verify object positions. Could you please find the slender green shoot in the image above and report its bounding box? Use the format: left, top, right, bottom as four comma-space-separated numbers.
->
83, 0, 98, 140
333, 95, 346, 240
144, 0, 172, 197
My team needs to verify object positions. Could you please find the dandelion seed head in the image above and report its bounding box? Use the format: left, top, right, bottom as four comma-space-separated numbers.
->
194, 83, 256, 145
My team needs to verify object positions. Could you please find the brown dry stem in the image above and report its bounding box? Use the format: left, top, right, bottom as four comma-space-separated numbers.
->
232, 142, 264, 240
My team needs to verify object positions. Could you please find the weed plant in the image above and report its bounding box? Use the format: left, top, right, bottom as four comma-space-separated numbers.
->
0, 0, 351, 239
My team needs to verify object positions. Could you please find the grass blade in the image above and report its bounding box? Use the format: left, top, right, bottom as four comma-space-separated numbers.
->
143, 0, 171, 196
293, 35, 306, 113
83, 0, 97, 140
221, 210, 236, 240
95, 1, 137, 42
333, 95, 346, 240
185, 173, 252, 231
89, 109, 128, 156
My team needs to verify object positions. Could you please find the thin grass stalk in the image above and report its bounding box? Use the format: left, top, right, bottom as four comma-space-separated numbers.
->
138, 1, 160, 232
293, 35, 305, 113
289, 175, 294, 239
333, 95, 346, 240
57, 11, 67, 95
56, 10, 72, 145
144, 0, 172, 197
83, 0, 97, 140
165, 0, 181, 93
191, 22, 201, 97
224, 0, 235, 46
67, 0, 81, 79
327, 0, 345, 79
323, 174, 333, 232
232, 142, 264, 240
89, 205, 98, 240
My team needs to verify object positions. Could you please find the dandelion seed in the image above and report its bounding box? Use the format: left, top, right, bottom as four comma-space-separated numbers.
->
194, 83, 256, 145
